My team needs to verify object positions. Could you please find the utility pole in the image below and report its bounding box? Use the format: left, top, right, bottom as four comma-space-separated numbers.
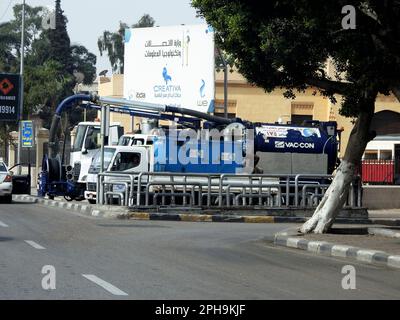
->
223, 63, 228, 119
17, 0, 26, 174
217, 47, 228, 118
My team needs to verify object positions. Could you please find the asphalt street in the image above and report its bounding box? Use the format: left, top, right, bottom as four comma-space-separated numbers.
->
0, 200, 400, 300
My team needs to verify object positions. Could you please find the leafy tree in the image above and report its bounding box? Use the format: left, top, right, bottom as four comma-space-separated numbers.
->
0, 22, 18, 72
98, 14, 155, 74
0, 0, 97, 138
192, 0, 400, 233
45, 0, 72, 72
70, 45, 97, 85
0, 4, 44, 72
24, 60, 73, 115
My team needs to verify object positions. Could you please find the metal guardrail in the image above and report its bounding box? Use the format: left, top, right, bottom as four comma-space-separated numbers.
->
96, 172, 363, 210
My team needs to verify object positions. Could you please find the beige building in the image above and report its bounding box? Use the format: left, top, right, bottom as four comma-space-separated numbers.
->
98, 72, 400, 157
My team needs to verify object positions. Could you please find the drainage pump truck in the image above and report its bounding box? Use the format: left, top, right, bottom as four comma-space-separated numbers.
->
37, 94, 340, 201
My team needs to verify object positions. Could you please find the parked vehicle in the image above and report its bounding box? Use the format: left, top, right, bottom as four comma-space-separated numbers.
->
118, 133, 156, 147
39, 94, 340, 202
0, 161, 13, 203
85, 145, 151, 203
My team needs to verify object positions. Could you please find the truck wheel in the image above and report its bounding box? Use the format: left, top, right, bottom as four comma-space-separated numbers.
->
4, 195, 12, 204
88, 199, 96, 205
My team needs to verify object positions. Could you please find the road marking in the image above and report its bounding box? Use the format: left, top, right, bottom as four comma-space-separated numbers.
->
24, 240, 46, 250
0, 220, 9, 228
82, 274, 128, 296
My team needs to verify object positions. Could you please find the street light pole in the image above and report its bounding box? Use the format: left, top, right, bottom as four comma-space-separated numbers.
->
216, 47, 228, 119
17, 0, 26, 174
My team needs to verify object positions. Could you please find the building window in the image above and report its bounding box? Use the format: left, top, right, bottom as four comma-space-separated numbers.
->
214, 100, 237, 119
291, 114, 313, 125
380, 150, 392, 160
364, 151, 378, 160
291, 102, 314, 125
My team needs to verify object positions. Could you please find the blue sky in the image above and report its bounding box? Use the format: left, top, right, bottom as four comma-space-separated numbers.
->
0, 0, 204, 76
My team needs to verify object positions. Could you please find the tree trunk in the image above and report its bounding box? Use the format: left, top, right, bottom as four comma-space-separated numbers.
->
300, 96, 376, 234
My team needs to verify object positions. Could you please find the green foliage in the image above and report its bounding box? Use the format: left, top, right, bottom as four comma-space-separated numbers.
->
71, 45, 97, 85
24, 60, 74, 114
45, 0, 71, 72
0, 0, 97, 131
192, 0, 400, 117
98, 14, 155, 74
0, 22, 18, 72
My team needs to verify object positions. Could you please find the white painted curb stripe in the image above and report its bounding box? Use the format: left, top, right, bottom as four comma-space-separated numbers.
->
0, 220, 9, 228
307, 241, 328, 253
25, 240, 46, 250
331, 245, 350, 258
356, 250, 383, 263
82, 274, 128, 296
388, 256, 400, 269
286, 238, 301, 248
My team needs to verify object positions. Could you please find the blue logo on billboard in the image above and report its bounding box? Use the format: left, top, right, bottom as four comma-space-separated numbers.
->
124, 29, 131, 43
162, 67, 172, 85
197, 79, 208, 108
154, 68, 181, 99
206, 26, 214, 34
200, 79, 206, 98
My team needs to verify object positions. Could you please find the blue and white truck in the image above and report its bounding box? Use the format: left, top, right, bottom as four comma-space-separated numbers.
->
38, 94, 340, 202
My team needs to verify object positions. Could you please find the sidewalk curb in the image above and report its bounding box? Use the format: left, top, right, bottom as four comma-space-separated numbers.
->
12, 195, 125, 219
14, 195, 400, 226
12, 195, 310, 223
127, 212, 307, 223
368, 227, 400, 239
274, 233, 400, 270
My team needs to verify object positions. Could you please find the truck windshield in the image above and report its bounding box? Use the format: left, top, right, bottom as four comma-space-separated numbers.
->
111, 152, 141, 171
118, 136, 132, 146
89, 148, 116, 174
85, 127, 101, 150
73, 125, 87, 152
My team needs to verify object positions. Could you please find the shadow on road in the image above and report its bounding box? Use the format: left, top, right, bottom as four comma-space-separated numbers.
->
0, 237, 13, 242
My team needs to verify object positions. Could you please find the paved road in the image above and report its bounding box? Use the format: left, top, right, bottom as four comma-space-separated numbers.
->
0, 201, 400, 300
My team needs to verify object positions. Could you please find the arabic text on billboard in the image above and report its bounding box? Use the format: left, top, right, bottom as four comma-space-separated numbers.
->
124, 24, 215, 113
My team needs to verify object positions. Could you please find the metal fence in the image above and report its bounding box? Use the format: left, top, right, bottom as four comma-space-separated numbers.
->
97, 172, 363, 210
361, 160, 395, 185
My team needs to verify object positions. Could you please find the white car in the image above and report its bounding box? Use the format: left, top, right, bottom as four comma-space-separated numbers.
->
0, 162, 13, 203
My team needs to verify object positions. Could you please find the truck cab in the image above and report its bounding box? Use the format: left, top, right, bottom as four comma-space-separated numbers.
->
70, 122, 124, 185
85, 145, 153, 203
118, 133, 156, 147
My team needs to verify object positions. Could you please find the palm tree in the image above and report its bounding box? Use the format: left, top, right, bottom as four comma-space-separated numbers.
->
98, 14, 155, 74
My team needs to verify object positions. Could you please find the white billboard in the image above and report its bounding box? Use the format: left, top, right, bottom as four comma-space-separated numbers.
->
124, 24, 215, 113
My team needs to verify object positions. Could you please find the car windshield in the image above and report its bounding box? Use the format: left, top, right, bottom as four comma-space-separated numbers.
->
88, 148, 116, 174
